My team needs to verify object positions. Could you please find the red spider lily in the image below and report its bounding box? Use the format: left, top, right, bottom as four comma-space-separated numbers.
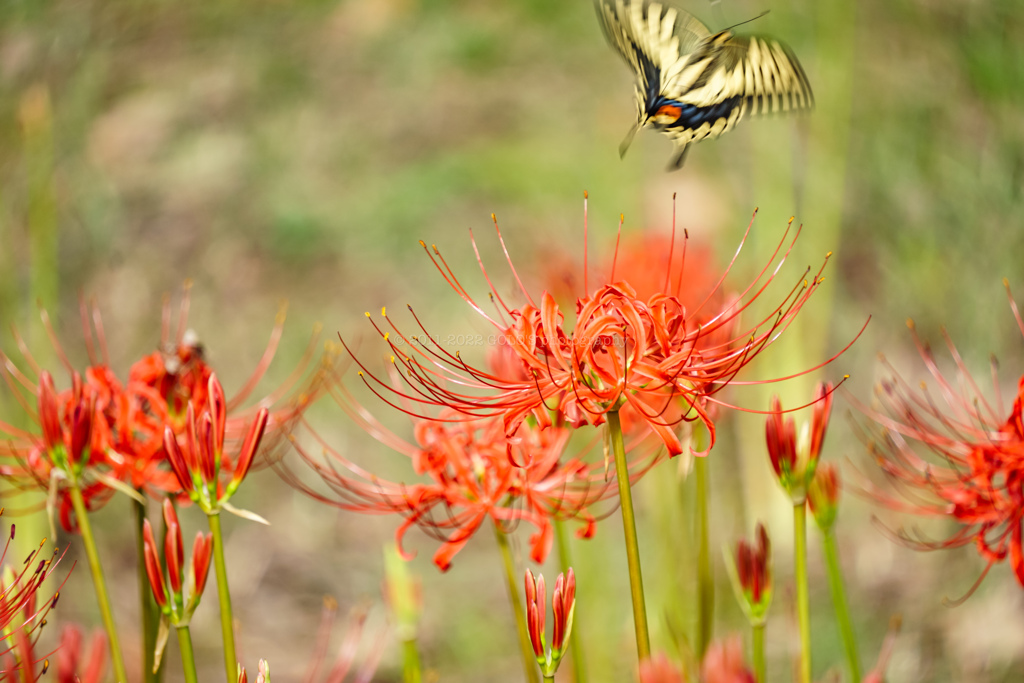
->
55, 625, 107, 683
279, 359, 662, 570
808, 463, 841, 532
860, 284, 1024, 592
766, 382, 835, 503
525, 567, 576, 677
729, 523, 772, 624
0, 291, 321, 527
345, 198, 860, 460
142, 499, 212, 623
239, 598, 386, 683
0, 521, 69, 682
163, 374, 270, 512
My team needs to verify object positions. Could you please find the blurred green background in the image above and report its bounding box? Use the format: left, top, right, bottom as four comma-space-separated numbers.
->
1, 0, 1023, 681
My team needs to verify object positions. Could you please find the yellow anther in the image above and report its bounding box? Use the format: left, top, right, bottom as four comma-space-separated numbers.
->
382, 306, 386, 316
583, 190, 588, 199
365, 311, 371, 317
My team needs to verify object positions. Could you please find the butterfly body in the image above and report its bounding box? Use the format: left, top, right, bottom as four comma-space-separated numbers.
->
596, 0, 813, 168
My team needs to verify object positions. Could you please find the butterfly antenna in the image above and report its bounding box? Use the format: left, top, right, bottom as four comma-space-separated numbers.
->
618, 118, 643, 158
721, 10, 770, 32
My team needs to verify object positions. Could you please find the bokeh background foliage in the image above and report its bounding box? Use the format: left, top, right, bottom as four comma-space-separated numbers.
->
1, 0, 1023, 681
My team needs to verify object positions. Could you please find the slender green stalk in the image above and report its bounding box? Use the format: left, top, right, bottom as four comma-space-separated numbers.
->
695, 456, 713, 659
608, 410, 650, 661
752, 623, 766, 683
494, 525, 540, 683
543, 676, 555, 683
207, 512, 238, 683
554, 519, 586, 683
134, 496, 162, 683
793, 503, 811, 683
68, 484, 128, 683
175, 625, 200, 683
402, 637, 422, 683
823, 532, 861, 682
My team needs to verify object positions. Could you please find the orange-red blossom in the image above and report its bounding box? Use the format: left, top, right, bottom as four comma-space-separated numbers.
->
863, 283, 1024, 591
349, 203, 859, 461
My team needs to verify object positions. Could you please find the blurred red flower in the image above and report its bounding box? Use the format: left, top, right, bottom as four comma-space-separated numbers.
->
0, 290, 323, 529
864, 282, 1024, 591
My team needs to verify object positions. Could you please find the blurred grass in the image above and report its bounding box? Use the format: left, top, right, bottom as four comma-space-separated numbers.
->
2, 0, 1024, 681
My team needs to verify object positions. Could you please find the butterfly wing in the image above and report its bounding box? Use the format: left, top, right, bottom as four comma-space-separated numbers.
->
596, 0, 814, 169
594, 0, 711, 155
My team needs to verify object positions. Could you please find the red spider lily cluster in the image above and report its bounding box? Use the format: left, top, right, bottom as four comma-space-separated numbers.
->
863, 286, 1024, 589
279, 362, 662, 569
0, 292, 319, 532
348, 201, 855, 460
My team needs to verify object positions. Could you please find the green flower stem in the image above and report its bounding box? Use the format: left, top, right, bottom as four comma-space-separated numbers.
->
402, 637, 423, 683
134, 496, 162, 683
207, 511, 238, 683
793, 502, 811, 683
608, 410, 650, 661
695, 455, 713, 659
68, 483, 128, 683
494, 524, 540, 683
175, 625, 200, 683
543, 676, 555, 683
554, 519, 586, 683
823, 531, 861, 682
752, 622, 766, 683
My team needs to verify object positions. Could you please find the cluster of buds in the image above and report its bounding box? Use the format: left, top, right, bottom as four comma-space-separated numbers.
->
142, 499, 213, 630
765, 382, 834, 503
524, 568, 576, 679
808, 463, 841, 532
163, 374, 269, 515
727, 523, 772, 627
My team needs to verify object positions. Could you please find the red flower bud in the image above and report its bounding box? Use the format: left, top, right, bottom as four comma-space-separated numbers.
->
208, 373, 227, 456
808, 463, 841, 531
142, 520, 167, 608
735, 524, 771, 610
231, 408, 269, 490
163, 499, 184, 595
164, 426, 194, 493
191, 531, 213, 599
765, 395, 796, 478
524, 569, 546, 658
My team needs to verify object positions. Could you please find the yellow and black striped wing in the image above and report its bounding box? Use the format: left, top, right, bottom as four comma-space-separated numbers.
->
594, 0, 712, 121
595, 0, 814, 168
